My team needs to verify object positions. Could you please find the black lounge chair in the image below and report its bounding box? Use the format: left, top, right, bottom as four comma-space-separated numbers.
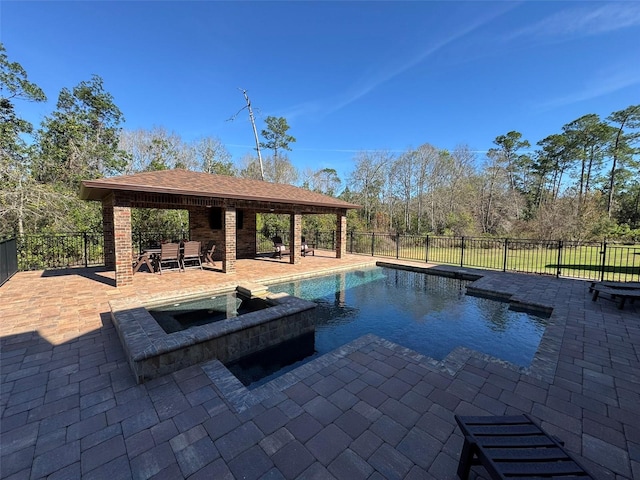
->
301, 236, 314, 256
591, 283, 640, 310
455, 414, 593, 479
272, 236, 290, 259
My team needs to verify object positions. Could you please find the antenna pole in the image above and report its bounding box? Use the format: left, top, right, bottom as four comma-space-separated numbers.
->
241, 89, 265, 181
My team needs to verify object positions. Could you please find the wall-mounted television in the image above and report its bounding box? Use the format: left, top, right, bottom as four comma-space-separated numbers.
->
209, 208, 243, 230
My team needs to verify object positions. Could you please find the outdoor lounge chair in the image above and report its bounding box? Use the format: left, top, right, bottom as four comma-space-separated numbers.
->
181, 240, 202, 270
454, 414, 593, 480
588, 280, 640, 293
301, 236, 314, 256
202, 240, 216, 266
158, 242, 181, 274
591, 283, 640, 310
272, 236, 290, 259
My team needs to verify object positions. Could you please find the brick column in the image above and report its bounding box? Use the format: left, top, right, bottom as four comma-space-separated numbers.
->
290, 212, 302, 265
103, 193, 134, 286
336, 211, 347, 259
102, 196, 115, 269
114, 203, 133, 286
222, 206, 236, 273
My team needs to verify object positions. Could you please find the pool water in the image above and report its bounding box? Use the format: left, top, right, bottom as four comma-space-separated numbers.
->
228, 267, 549, 388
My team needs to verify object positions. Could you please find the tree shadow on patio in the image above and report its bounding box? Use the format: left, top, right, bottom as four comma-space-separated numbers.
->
40, 266, 116, 287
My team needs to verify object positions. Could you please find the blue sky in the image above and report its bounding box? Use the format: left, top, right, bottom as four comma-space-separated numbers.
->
3, 1, 640, 184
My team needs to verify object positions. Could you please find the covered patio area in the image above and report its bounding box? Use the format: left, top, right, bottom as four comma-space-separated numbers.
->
80, 170, 360, 287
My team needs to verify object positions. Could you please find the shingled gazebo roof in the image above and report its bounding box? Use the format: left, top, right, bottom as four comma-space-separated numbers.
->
80, 170, 360, 210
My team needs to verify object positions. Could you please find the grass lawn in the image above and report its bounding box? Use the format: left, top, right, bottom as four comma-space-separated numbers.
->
357, 242, 640, 282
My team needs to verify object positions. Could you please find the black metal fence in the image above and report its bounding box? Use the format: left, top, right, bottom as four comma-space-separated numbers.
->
4, 231, 639, 283
16, 232, 105, 271
346, 233, 640, 282
1, 238, 18, 286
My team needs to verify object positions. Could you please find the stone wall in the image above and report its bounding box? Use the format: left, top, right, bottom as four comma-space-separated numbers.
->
110, 292, 317, 383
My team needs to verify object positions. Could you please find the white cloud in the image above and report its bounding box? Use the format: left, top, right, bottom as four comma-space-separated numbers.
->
537, 66, 640, 110
511, 3, 640, 40
283, 4, 515, 121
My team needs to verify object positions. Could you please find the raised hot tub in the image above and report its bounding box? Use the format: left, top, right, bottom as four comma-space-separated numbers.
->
109, 284, 317, 383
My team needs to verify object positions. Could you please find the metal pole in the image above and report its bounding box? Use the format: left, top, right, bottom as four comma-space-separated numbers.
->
600, 241, 607, 282
556, 240, 563, 278
503, 238, 508, 272
241, 89, 265, 181
396, 233, 400, 259
425, 235, 429, 263
371, 233, 375, 257
83, 232, 89, 268
460, 236, 465, 267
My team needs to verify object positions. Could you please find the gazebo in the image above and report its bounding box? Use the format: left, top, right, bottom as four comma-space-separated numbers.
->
80, 169, 361, 287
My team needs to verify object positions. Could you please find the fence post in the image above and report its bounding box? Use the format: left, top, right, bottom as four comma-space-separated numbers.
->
556, 240, 563, 278
396, 233, 400, 259
460, 236, 465, 267
315, 231, 320, 250
332, 231, 336, 251
83, 232, 89, 268
349, 231, 354, 253
600, 242, 607, 282
425, 235, 429, 263
503, 238, 508, 272
371, 233, 375, 257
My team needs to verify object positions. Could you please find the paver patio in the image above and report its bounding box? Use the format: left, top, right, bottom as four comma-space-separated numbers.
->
1, 252, 638, 479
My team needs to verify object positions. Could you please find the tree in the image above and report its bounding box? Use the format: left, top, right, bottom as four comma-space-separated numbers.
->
531, 134, 573, 209
605, 105, 640, 216
193, 136, 235, 175
562, 114, 613, 207
303, 167, 341, 196
260, 116, 295, 164
237, 155, 260, 180
413, 143, 440, 233
390, 150, 416, 232
486, 131, 531, 220
36, 75, 126, 187
0, 43, 46, 157
348, 151, 391, 230
0, 43, 48, 236
487, 131, 531, 192
443, 145, 476, 234
264, 154, 298, 184
119, 127, 193, 172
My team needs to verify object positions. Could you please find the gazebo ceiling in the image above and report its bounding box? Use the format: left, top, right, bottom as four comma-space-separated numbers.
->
80, 169, 360, 211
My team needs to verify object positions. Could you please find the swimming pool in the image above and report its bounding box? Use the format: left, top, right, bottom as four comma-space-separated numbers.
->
227, 266, 549, 387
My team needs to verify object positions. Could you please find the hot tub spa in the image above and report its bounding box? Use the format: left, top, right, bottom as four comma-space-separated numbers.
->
109, 284, 317, 383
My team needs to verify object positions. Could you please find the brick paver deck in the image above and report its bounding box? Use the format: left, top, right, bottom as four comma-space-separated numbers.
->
1, 252, 638, 479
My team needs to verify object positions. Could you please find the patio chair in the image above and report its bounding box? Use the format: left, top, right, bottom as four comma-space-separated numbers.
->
454, 414, 593, 479
158, 242, 181, 274
132, 250, 155, 274
301, 236, 314, 257
591, 283, 640, 310
202, 240, 216, 266
181, 241, 202, 270
272, 236, 290, 259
